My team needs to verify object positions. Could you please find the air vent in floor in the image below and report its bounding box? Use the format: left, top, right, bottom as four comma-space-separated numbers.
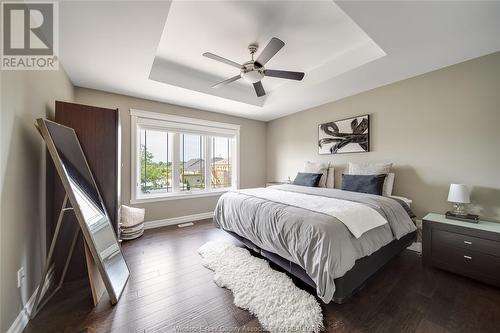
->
178, 222, 194, 228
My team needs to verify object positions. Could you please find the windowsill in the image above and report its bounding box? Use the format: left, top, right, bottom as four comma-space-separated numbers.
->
130, 187, 234, 204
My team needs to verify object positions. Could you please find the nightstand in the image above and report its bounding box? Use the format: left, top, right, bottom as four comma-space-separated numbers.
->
265, 182, 286, 187
422, 213, 500, 287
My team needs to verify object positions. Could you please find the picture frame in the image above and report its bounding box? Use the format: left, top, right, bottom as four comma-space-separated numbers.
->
318, 114, 370, 154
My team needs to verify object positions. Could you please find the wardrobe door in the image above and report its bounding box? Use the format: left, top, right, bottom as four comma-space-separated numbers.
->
51, 101, 120, 280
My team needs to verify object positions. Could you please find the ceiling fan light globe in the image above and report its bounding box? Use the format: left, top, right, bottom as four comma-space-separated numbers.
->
241, 70, 264, 84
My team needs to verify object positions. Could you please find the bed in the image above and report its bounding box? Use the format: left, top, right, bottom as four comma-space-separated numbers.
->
213, 184, 417, 304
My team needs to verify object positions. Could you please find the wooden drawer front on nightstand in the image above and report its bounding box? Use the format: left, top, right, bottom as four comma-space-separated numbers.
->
431, 240, 500, 285
432, 229, 500, 257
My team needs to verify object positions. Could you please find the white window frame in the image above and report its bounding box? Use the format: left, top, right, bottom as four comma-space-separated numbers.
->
130, 109, 240, 204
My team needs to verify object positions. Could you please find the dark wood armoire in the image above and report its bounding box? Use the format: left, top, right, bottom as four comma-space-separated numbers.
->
49, 101, 121, 281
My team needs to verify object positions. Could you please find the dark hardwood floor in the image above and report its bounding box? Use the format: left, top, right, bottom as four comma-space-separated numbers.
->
25, 220, 500, 333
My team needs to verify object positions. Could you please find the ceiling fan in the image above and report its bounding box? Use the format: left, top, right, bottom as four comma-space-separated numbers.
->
203, 37, 305, 97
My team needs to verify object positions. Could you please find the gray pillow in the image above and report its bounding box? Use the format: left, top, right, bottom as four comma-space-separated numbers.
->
293, 172, 323, 187
348, 162, 394, 196
303, 161, 328, 187
341, 174, 387, 195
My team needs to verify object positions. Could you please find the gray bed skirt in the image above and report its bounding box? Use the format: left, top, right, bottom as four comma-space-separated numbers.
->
224, 229, 417, 304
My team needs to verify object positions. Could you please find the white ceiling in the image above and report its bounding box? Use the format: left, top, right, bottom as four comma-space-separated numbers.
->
59, 1, 500, 121
150, 1, 385, 106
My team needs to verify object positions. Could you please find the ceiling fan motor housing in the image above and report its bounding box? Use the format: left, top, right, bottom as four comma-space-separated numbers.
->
241, 61, 264, 83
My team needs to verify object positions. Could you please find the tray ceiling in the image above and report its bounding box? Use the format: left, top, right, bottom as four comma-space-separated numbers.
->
149, 1, 385, 106
59, 1, 500, 121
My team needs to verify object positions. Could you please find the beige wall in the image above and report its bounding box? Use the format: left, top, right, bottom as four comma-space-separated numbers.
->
74, 88, 267, 222
1, 68, 74, 332
266, 52, 500, 221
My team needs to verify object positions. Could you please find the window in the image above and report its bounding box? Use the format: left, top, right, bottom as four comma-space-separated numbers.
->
139, 129, 173, 195
131, 110, 239, 203
180, 133, 204, 191
212, 136, 231, 188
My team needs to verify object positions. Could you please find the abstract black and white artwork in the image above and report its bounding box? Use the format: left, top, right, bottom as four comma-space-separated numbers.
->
318, 114, 369, 154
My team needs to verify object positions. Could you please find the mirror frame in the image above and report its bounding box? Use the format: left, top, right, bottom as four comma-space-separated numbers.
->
37, 118, 129, 304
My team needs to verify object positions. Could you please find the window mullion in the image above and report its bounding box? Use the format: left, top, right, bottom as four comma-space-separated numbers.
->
172, 133, 180, 192
231, 136, 237, 189
143, 131, 147, 193
166, 133, 170, 192
204, 136, 212, 190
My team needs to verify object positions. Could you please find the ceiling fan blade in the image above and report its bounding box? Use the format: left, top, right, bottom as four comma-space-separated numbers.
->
255, 37, 285, 66
253, 81, 266, 97
265, 69, 305, 81
203, 52, 242, 69
212, 75, 241, 88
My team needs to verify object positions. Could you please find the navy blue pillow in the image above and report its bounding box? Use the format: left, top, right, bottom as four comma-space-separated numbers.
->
341, 174, 386, 195
293, 172, 323, 187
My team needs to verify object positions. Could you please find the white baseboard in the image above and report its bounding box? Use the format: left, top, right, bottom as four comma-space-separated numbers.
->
7, 266, 55, 333
144, 212, 213, 230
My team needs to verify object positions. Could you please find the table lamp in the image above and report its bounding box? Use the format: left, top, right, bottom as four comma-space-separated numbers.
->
447, 184, 470, 216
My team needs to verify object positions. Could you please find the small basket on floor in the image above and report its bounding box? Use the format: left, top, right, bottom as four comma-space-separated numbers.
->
120, 205, 145, 241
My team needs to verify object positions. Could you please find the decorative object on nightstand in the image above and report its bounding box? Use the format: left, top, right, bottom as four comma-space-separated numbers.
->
422, 213, 500, 287
446, 184, 479, 223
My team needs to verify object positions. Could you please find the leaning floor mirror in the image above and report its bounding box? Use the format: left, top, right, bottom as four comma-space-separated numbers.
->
33, 118, 129, 315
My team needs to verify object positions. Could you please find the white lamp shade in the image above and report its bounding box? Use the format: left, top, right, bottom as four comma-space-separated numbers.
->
447, 184, 470, 204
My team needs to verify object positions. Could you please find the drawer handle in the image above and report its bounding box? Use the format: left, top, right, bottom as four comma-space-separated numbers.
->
463, 241, 472, 245
464, 255, 472, 260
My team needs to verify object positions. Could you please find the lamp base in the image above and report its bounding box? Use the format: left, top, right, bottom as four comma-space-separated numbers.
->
451, 202, 467, 216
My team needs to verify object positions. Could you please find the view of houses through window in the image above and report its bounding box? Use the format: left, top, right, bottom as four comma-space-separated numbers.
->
140, 129, 233, 196
212, 136, 231, 188
180, 134, 204, 191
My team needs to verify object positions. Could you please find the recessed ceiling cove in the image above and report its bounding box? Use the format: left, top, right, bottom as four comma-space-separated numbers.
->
59, 1, 500, 121
149, 1, 386, 107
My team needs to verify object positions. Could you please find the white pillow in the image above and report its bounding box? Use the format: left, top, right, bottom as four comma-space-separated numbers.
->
348, 162, 392, 175
326, 166, 335, 188
347, 162, 394, 196
383, 173, 395, 196
304, 161, 328, 188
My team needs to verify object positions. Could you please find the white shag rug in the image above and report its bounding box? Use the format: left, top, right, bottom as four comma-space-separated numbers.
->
198, 241, 323, 333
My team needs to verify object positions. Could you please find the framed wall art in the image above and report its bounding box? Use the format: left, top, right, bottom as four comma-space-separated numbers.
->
318, 114, 369, 154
